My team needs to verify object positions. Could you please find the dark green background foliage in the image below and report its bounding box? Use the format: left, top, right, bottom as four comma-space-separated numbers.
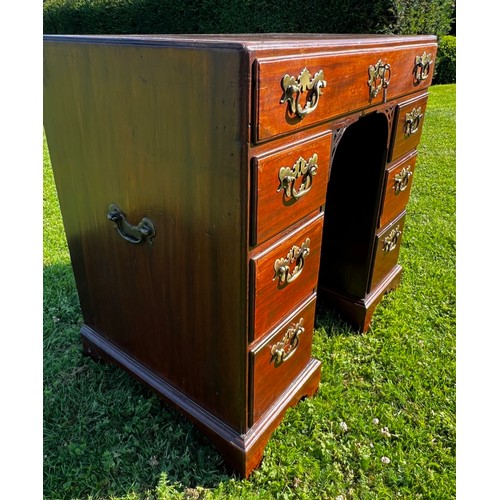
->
434, 35, 456, 85
43, 0, 455, 37
43, 0, 456, 83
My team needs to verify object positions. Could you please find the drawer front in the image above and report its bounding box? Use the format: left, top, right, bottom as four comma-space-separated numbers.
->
389, 94, 428, 162
379, 153, 417, 229
250, 295, 316, 425
251, 213, 324, 342
254, 44, 436, 142
370, 211, 406, 291
252, 132, 332, 246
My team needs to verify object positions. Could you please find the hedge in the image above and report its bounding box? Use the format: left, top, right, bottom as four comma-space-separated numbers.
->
43, 0, 456, 84
434, 35, 456, 84
43, 0, 455, 38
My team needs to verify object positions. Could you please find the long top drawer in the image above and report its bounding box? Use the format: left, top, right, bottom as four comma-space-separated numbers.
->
254, 41, 437, 142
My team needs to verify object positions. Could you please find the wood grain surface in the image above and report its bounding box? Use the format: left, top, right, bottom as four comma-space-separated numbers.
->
389, 93, 428, 162
251, 132, 331, 245
250, 213, 323, 342
379, 152, 417, 229
44, 40, 251, 432
255, 42, 437, 141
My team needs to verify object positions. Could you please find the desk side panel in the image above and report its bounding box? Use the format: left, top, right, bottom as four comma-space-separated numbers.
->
43, 40, 249, 432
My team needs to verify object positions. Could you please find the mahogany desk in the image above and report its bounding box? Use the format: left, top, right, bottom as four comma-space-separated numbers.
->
43, 33, 437, 476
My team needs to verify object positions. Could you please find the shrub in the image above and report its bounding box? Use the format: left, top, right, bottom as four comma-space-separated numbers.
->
434, 35, 456, 84
383, 0, 455, 37
43, 0, 455, 37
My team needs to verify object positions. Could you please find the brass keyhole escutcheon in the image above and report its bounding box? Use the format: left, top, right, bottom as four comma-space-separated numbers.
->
368, 60, 391, 102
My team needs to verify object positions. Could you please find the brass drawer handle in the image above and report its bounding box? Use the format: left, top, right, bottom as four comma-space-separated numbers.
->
270, 317, 305, 366
394, 166, 413, 194
280, 68, 326, 119
368, 60, 391, 102
382, 226, 401, 253
404, 107, 423, 136
107, 203, 156, 246
414, 52, 433, 83
273, 237, 311, 284
277, 153, 318, 200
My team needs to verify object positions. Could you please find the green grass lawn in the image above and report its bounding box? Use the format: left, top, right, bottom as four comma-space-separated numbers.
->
43, 84, 456, 499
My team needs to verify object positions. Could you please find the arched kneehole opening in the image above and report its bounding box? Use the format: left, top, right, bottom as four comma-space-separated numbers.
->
319, 112, 389, 300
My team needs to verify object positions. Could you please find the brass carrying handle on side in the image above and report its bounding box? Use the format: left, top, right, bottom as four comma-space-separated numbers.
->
107, 203, 156, 246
